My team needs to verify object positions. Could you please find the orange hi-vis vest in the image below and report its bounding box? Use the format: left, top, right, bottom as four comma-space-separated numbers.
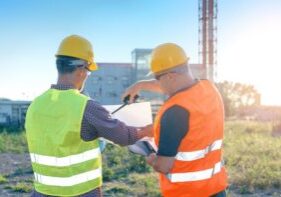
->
154, 80, 228, 197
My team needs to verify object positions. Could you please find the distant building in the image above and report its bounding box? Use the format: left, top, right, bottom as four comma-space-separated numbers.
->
131, 48, 153, 81
0, 99, 31, 127
84, 63, 133, 104
85, 49, 206, 105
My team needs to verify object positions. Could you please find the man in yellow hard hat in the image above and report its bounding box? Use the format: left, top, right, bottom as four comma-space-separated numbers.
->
123, 43, 227, 196
25, 35, 152, 197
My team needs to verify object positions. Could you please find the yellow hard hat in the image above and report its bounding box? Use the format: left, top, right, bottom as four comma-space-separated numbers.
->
56, 35, 98, 71
150, 43, 189, 75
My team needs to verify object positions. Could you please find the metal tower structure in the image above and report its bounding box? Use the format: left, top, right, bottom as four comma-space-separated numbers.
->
198, 0, 218, 81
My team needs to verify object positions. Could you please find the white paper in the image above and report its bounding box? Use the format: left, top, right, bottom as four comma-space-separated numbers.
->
104, 102, 153, 127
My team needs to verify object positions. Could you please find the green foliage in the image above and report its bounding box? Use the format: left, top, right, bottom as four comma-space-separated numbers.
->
0, 132, 28, 153
0, 125, 23, 134
102, 143, 151, 181
224, 121, 281, 193
103, 173, 160, 197
4, 182, 32, 193
102, 144, 160, 196
104, 182, 133, 196
0, 175, 7, 184
126, 173, 161, 197
216, 81, 260, 116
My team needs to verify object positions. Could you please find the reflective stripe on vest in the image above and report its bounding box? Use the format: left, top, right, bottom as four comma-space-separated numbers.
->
175, 139, 222, 161
34, 167, 102, 187
30, 148, 100, 167
167, 161, 222, 183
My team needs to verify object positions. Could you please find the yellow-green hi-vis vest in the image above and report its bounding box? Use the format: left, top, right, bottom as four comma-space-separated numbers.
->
25, 89, 102, 196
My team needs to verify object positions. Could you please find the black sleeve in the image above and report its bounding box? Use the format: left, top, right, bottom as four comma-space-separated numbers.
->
157, 105, 189, 157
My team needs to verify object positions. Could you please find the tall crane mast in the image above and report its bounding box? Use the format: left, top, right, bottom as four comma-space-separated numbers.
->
198, 0, 218, 81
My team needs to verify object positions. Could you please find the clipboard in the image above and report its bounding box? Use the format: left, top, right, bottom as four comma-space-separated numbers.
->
128, 140, 157, 156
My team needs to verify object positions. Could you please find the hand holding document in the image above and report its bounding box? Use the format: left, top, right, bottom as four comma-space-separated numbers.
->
105, 102, 152, 127
100, 102, 157, 154
128, 137, 158, 156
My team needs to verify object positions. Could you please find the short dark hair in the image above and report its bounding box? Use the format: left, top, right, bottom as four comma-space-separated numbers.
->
56, 56, 83, 74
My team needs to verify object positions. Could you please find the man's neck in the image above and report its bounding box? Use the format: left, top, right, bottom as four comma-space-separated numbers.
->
57, 77, 78, 89
169, 77, 197, 97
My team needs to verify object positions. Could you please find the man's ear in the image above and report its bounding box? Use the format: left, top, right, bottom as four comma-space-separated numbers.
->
167, 73, 173, 80
79, 69, 84, 77
74, 68, 84, 77
170, 73, 178, 81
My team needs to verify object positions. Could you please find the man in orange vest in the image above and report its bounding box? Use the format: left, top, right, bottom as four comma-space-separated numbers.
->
123, 43, 228, 196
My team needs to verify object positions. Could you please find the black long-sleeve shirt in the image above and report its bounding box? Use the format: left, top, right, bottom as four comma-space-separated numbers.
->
157, 105, 189, 157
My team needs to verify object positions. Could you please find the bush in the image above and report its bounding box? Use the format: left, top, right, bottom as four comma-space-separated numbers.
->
216, 81, 260, 117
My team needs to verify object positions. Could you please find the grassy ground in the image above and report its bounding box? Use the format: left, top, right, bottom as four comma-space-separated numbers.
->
224, 121, 281, 194
0, 132, 27, 153
0, 121, 281, 196
102, 144, 160, 196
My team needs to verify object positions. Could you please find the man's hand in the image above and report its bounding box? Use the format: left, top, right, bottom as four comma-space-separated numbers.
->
146, 153, 157, 166
122, 82, 142, 104
122, 80, 164, 104
137, 124, 153, 138
146, 153, 175, 174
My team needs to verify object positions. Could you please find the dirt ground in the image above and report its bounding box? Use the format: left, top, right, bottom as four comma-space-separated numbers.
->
0, 153, 32, 196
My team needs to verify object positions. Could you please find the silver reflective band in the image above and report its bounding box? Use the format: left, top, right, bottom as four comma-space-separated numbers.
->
30, 148, 100, 167
167, 161, 222, 182
34, 168, 102, 186
175, 139, 222, 161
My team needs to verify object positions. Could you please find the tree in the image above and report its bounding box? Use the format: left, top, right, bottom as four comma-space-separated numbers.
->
216, 81, 260, 117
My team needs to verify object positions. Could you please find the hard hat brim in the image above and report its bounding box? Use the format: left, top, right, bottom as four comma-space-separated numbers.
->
146, 62, 189, 78
88, 62, 99, 71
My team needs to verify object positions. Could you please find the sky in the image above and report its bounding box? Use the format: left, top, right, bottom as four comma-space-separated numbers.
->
0, 0, 281, 105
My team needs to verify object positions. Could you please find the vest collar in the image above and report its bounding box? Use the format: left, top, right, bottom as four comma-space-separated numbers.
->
51, 84, 75, 90
167, 79, 201, 100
